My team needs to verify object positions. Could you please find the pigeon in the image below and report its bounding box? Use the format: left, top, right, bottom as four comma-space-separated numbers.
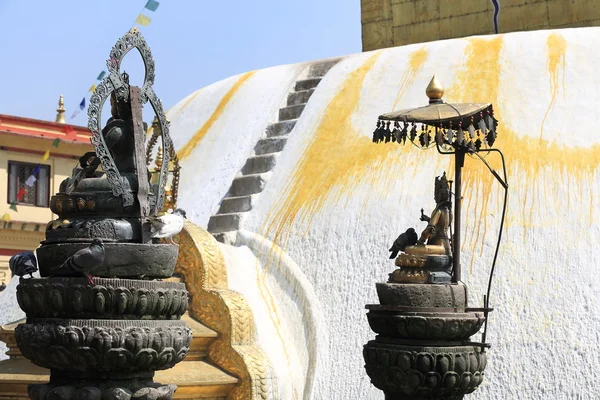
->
149, 208, 186, 244
9, 251, 38, 278
0, 282, 6, 292
49, 239, 105, 285
389, 228, 418, 259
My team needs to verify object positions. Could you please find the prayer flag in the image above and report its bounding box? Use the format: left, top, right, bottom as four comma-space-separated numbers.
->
97, 71, 106, 80
52, 138, 61, 147
70, 97, 86, 120
1, 213, 10, 222
145, 0, 160, 11
89, 84, 97, 93
25, 175, 37, 187
135, 14, 151, 26
9, 202, 17, 211
42, 150, 50, 161
33, 165, 41, 175
16, 188, 26, 201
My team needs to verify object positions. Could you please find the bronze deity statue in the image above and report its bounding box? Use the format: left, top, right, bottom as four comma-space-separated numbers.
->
364, 77, 502, 399
63, 90, 143, 197
389, 172, 453, 283
416, 172, 452, 250
14, 29, 191, 400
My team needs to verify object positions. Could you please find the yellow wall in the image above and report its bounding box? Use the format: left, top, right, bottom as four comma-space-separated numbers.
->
0, 142, 83, 223
362, 0, 600, 51
0, 134, 91, 284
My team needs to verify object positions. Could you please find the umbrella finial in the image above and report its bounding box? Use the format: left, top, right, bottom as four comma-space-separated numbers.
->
426, 75, 444, 104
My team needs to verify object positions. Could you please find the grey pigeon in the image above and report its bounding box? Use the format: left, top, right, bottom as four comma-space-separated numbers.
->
9, 251, 38, 278
49, 239, 105, 285
389, 228, 418, 259
149, 208, 186, 244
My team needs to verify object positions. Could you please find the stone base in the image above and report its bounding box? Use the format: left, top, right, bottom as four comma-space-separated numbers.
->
17, 277, 188, 319
16, 319, 191, 373
365, 280, 489, 399
376, 283, 467, 309
36, 242, 178, 278
366, 310, 485, 340
364, 341, 486, 399
29, 376, 176, 400
385, 395, 463, 400
45, 217, 142, 243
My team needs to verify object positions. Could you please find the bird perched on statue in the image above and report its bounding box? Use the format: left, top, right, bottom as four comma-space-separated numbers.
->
9, 251, 38, 278
389, 228, 418, 259
49, 239, 105, 285
149, 208, 186, 244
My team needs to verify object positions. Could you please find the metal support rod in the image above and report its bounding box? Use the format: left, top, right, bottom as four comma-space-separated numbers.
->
481, 294, 489, 351
453, 149, 465, 283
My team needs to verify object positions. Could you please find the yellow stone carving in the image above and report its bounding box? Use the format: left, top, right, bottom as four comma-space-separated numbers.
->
389, 268, 428, 284
173, 221, 271, 400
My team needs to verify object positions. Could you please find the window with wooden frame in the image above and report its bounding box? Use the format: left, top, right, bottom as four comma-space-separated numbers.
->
7, 161, 51, 207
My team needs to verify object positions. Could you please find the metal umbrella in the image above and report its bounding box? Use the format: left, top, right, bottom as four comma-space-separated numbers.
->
373, 76, 509, 345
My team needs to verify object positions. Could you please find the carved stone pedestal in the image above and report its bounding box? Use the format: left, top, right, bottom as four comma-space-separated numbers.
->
15, 277, 192, 400
28, 377, 176, 400
363, 283, 487, 399
12, 28, 194, 400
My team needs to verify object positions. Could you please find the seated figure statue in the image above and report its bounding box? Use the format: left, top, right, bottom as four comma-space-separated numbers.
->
389, 172, 453, 284
60, 92, 138, 196
47, 88, 150, 244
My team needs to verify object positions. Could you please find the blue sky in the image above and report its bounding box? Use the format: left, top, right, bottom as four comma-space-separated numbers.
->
0, 0, 361, 125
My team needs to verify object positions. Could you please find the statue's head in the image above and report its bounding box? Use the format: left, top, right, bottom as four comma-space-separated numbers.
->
109, 87, 132, 120
434, 172, 450, 203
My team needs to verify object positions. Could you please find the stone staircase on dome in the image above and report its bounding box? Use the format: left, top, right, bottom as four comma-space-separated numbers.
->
207, 58, 341, 244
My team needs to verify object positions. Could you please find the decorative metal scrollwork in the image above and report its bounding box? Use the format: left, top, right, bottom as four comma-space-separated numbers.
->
147, 120, 181, 210
87, 28, 172, 214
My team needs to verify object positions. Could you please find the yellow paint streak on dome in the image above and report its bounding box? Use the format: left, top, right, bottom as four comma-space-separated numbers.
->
540, 33, 567, 140
177, 71, 256, 160
263, 52, 393, 247
169, 88, 205, 120
262, 48, 433, 250
392, 46, 428, 109
147, 89, 204, 137
446, 36, 599, 274
261, 34, 599, 274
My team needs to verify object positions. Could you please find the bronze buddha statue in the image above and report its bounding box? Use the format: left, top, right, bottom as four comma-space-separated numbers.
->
390, 172, 453, 283
46, 73, 154, 245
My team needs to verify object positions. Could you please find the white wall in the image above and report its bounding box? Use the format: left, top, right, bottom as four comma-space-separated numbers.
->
173, 28, 600, 399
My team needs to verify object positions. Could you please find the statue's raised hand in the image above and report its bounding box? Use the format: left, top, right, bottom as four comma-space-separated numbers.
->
420, 208, 430, 222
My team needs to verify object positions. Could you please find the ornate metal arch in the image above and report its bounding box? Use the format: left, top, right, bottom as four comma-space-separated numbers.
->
87, 28, 173, 214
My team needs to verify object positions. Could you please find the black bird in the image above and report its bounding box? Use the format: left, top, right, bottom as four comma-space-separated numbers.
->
9, 251, 38, 278
50, 239, 105, 285
0, 282, 6, 292
389, 228, 418, 259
